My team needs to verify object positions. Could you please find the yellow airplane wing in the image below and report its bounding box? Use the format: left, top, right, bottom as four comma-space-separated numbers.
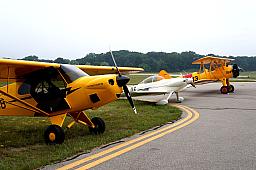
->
0, 59, 60, 81
192, 56, 234, 65
0, 58, 144, 80
77, 65, 144, 75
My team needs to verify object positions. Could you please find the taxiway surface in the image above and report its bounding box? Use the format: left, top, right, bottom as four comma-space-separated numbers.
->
45, 82, 256, 169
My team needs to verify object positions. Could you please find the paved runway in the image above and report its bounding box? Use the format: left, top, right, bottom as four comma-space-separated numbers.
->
45, 82, 256, 169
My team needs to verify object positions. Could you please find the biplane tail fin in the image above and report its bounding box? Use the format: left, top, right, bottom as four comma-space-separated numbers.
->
158, 70, 171, 79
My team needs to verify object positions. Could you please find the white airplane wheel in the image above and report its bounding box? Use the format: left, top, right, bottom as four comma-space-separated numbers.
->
178, 97, 184, 101
156, 100, 168, 105
176, 97, 184, 103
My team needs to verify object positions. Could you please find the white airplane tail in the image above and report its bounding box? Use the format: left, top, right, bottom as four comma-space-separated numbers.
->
158, 70, 171, 79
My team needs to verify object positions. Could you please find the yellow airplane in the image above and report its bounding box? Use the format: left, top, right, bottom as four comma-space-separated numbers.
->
182, 56, 240, 94
0, 58, 143, 144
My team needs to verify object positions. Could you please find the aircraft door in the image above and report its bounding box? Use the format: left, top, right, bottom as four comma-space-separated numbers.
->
19, 67, 70, 113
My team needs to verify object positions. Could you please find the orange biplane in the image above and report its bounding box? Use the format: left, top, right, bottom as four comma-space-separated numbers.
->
182, 56, 240, 94
0, 58, 143, 144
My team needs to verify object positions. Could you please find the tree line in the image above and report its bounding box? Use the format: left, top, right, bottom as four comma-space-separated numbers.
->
21, 50, 256, 72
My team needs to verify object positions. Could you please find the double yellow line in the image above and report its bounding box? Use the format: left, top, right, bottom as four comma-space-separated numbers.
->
57, 104, 199, 170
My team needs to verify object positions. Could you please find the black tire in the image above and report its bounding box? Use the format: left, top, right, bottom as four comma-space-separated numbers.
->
228, 85, 234, 93
220, 86, 228, 94
44, 125, 65, 144
89, 117, 105, 135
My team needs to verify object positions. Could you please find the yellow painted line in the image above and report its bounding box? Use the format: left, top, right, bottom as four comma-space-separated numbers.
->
74, 105, 200, 170
57, 104, 193, 170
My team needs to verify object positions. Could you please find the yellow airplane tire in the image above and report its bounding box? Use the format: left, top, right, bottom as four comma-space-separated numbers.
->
220, 86, 229, 94
44, 125, 65, 144
228, 85, 234, 93
89, 117, 105, 135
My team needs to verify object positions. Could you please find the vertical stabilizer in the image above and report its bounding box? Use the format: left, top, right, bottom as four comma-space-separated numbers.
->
158, 70, 171, 79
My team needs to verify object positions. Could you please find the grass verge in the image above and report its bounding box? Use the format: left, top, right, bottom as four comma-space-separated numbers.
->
0, 100, 181, 170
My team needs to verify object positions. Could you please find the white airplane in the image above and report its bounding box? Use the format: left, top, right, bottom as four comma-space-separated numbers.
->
129, 71, 194, 105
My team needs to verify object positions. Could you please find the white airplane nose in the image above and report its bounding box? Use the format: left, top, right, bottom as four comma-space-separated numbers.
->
186, 78, 193, 84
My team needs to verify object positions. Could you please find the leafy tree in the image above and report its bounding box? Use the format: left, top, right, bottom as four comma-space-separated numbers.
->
20, 51, 256, 72
22, 55, 39, 61
54, 57, 70, 64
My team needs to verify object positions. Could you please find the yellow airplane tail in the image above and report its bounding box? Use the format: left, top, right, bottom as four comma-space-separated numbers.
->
158, 70, 171, 79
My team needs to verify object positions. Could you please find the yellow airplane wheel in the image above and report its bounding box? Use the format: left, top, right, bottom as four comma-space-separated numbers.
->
228, 85, 234, 93
44, 125, 65, 144
89, 117, 105, 135
220, 86, 228, 94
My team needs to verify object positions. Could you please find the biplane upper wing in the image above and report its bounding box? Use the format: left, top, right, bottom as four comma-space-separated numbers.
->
77, 65, 144, 75
192, 56, 234, 65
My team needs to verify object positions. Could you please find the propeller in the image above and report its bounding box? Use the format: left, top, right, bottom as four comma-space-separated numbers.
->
238, 66, 244, 72
232, 64, 240, 78
110, 50, 137, 114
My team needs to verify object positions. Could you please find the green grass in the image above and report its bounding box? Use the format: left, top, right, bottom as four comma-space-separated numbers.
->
239, 71, 256, 78
0, 100, 181, 170
230, 71, 256, 82
128, 74, 149, 85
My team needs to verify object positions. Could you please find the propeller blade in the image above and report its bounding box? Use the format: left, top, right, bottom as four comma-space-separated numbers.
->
111, 49, 137, 114
123, 85, 137, 114
110, 50, 121, 76
232, 64, 240, 78
238, 66, 244, 71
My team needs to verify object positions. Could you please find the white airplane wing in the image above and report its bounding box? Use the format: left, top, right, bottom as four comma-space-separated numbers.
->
130, 86, 170, 96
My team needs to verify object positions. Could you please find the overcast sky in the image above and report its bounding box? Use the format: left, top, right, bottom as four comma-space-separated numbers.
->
0, 0, 255, 59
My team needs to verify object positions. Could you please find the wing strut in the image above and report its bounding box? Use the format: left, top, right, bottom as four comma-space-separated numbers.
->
0, 89, 50, 116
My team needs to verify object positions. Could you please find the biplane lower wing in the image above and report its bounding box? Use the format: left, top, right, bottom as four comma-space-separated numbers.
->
194, 79, 219, 85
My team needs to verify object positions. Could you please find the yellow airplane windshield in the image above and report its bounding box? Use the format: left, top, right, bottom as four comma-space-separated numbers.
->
60, 64, 89, 83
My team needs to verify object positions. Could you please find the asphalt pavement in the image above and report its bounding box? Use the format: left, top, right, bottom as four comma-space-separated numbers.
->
44, 82, 256, 170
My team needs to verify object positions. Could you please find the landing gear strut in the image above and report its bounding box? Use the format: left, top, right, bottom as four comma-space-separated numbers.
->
221, 78, 235, 94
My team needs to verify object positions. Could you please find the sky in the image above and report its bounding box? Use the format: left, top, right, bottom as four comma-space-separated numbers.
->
0, 0, 256, 59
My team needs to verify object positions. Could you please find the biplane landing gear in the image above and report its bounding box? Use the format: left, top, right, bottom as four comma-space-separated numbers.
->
220, 86, 228, 94
220, 85, 234, 94
44, 125, 65, 144
89, 117, 105, 135
228, 84, 234, 93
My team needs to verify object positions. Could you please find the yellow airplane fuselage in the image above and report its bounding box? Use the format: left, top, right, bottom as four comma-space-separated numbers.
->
0, 74, 122, 117
191, 65, 233, 83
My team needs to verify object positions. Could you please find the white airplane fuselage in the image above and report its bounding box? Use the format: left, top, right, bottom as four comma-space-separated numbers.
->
130, 78, 193, 94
